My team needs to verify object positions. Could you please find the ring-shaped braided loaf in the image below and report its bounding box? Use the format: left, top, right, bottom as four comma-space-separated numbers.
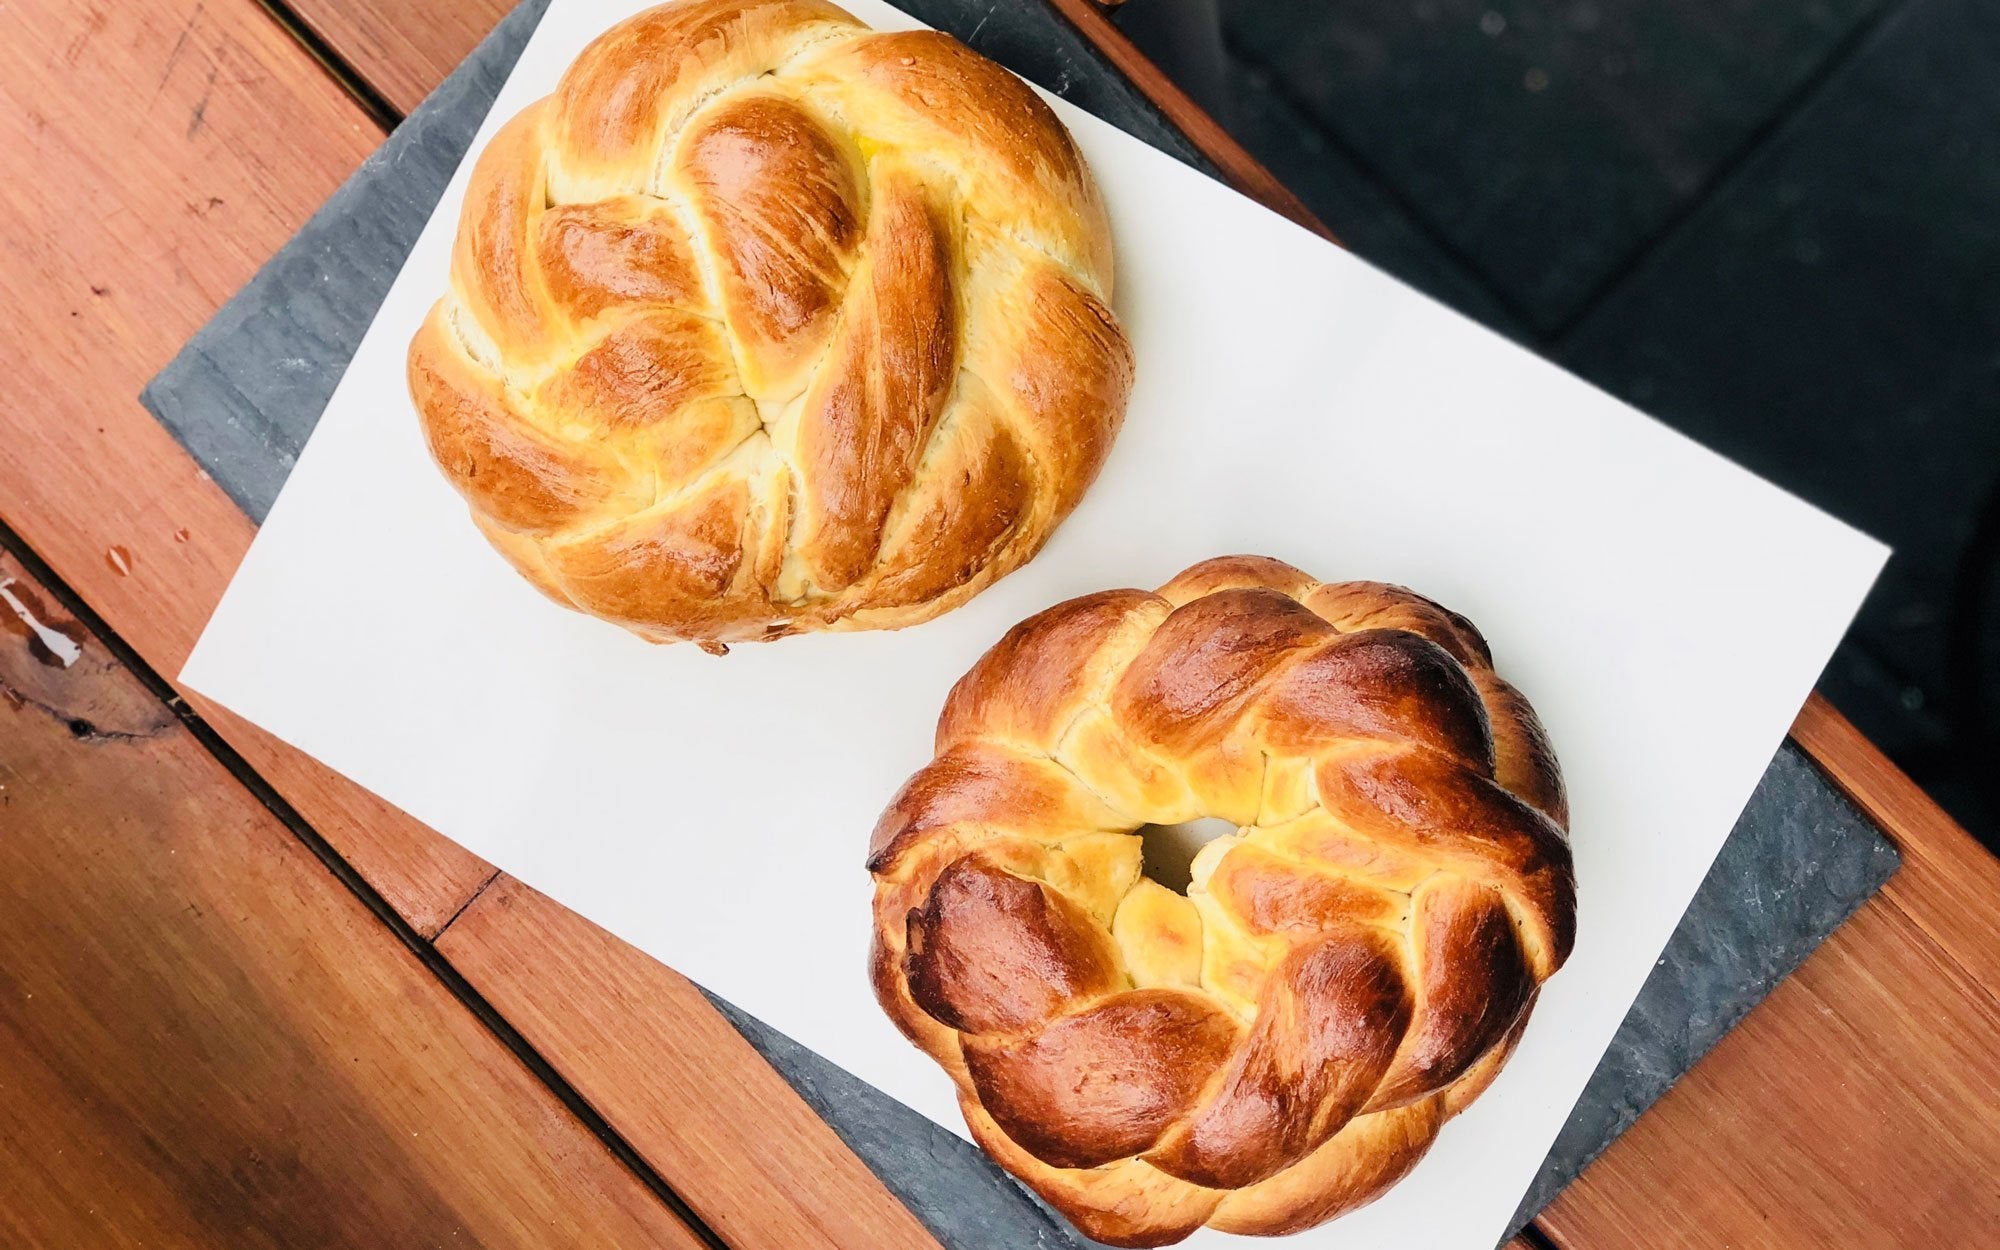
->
408, 0, 1132, 651
868, 556, 1577, 1245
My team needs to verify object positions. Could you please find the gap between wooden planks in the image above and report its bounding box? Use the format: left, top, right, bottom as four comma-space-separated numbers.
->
0, 1, 936, 1247
2, 0, 491, 936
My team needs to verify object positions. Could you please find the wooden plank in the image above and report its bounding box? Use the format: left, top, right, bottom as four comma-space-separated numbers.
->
1792, 693, 2000, 993
0, 548, 708, 1249
0, 0, 496, 936
1534, 891, 2000, 1248
1530, 695, 2000, 1247
436, 876, 941, 1250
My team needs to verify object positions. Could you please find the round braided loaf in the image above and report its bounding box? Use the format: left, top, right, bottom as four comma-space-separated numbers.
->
408, 0, 1131, 651
868, 556, 1577, 1245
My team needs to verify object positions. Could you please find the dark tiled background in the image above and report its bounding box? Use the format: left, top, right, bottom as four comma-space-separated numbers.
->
1117, 0, 2000, 850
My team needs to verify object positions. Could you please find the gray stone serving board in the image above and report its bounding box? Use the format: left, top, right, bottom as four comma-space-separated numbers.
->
139, 2, 1900, 1245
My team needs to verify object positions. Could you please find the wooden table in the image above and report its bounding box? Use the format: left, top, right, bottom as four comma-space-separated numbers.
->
2, 2, 1995, 1246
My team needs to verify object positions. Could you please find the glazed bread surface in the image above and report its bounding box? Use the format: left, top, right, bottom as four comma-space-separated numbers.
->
868, 556, 1576, 1245
409, 0, 1131, 650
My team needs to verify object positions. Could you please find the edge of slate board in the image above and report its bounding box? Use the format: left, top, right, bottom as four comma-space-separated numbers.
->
139, 3, 1900, 1246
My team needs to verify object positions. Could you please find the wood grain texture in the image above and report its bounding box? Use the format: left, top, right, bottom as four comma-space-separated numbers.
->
0, 0, 495, 934
1532, 693, 2000, 1247
436, 876, 942, 1250
0, 549, 706, 1250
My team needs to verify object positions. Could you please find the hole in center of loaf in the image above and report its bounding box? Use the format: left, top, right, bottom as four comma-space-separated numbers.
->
1137, 817, 1239, 894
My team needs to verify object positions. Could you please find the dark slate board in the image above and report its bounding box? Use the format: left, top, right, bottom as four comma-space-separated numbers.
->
140, 4, 1899, 1246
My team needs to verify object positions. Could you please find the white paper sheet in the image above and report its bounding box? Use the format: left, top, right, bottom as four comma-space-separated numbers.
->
181, 2, 1889, 1244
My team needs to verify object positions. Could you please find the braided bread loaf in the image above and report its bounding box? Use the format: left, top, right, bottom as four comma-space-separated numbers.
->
869, 556, 1576, 1245
408, 0, 1131, 651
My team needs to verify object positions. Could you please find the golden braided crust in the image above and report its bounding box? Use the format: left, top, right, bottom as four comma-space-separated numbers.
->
868, 556, 1576, 1245
409, 0, 1131, 650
